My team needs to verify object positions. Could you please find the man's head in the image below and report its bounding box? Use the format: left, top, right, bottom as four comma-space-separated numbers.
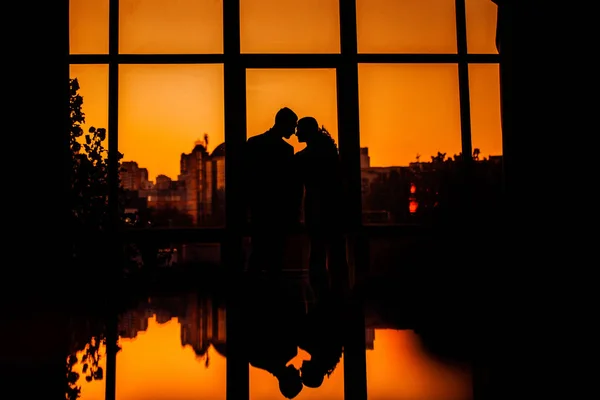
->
274, 107, 298, 139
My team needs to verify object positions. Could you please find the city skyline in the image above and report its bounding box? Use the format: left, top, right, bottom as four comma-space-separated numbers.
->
119, 138, 499, 185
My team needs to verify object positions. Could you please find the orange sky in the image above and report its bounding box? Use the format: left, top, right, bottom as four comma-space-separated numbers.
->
69, 0, 500, 181
73, 316, 471, 400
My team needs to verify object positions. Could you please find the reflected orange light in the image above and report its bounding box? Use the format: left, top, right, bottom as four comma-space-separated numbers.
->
75, 316, 226, 400
72, 343, 106, 400
366, 330, 472, 400
73, 320, 472, 400
410, 184, 417, 194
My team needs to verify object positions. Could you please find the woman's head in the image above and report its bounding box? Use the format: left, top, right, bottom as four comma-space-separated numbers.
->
295, 116, 319, 143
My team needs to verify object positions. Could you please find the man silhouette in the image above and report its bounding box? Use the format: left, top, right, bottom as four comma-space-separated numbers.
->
244, 107, 303, 274
242, 279, 306, 399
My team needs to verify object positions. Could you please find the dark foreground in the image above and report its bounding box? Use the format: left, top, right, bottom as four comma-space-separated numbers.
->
2, 263, 501, 400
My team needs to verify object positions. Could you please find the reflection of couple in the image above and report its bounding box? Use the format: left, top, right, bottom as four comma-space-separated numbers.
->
244, 107, 348, 291
243, 282, 344, 399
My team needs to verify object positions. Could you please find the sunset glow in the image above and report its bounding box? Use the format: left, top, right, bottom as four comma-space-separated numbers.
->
69, 0, 500, 182
366, 330, 472, 400
73, 317, 471, 400
66, 1, 497, 397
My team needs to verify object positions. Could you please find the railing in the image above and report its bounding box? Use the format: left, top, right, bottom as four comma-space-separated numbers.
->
119, 223, 433, 247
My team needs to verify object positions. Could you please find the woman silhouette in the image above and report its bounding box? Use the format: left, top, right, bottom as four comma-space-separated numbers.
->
294, 117, 348, 293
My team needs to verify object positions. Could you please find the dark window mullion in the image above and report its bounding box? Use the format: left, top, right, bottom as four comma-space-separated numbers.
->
223, 0, 246, 248
116, 54, 225, 64
108, 0, 120, 233
68, 54, 111, 64
241, 53, 341, 68
105, 7, 119, 400
356, 53, 500, 63
338, 2, 368, 400
66, 53, 500, 66
456, 0, 474, 160
223, 2, 249, 400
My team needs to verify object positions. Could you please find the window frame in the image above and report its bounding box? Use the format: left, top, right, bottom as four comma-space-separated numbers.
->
68, 0, 500, 244
67, 2, 500, 400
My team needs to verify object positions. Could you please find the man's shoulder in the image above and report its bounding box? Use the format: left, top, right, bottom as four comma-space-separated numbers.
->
246, 134, 263, 144
245, 133, 268, 150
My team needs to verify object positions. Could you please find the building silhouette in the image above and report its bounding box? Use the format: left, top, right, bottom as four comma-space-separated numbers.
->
180, 293, 227, 359
120, 139, 226, 227
121, 161, 150, 191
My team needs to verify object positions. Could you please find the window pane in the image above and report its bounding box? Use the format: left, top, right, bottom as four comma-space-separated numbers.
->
246, 69, 338, 152
358, 64, 461, 224
465, 0, 498, 54
365, 328, 472, 400
116, 290, 226, 400
356, 0, 457, 53
468, 64, 503, 221
119, 65, 225, 228
246, 70, 343, 399
70, 0, 109, 54
240, 0, 340, 53
69, 64, 109, 146
469, 64, 502, 157
119, 0, 223, 54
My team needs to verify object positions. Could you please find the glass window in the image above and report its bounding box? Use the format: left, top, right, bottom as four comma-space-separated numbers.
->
358, 64, 462, 224
465, 0, 499, 54
246, 69, 338, 153
118, 64, 225, 228
356, 0, 457, 53
119, 0, 223, 54
246, 69, 344, 398
240, 0, 340, 53
469, 64, 502, 158
69, 64, 109, 146
69, 0, 109, 54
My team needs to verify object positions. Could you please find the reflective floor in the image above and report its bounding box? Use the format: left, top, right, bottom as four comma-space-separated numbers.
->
62, 273, 476, 400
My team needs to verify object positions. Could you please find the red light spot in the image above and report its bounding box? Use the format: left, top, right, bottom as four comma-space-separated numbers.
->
409, 200, 418, 213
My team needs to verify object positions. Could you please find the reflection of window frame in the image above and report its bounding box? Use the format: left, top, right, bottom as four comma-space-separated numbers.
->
68, 0, 499, 234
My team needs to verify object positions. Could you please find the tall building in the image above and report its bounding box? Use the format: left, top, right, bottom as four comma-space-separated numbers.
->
360, 147, 371, 169
121, 139, 227, 226
155, 174, 172, 190
179, 142, 212, 225
180, 294, 226, 359
121, 161, 149, 191
210, 143, 226, 225
178, 140, 226, 226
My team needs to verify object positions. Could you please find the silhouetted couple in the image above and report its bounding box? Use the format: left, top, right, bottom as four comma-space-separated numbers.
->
244, 107, 348, 291
242, 281, 344, 399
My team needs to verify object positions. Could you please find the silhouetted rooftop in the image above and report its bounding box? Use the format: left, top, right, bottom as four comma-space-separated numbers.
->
192, 143, 208, 154
211, 142, 225, 157
212, 342, 226, 357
